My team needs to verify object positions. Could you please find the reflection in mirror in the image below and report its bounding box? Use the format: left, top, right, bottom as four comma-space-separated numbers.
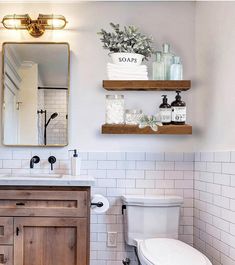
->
2, 43, 69, 146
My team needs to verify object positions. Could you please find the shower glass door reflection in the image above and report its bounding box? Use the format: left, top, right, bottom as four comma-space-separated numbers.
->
37, 88, 67, 145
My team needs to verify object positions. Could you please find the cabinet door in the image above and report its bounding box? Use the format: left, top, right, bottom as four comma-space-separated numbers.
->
0, 246, 13, 265
14, 217, 88, 265
0, 217, 13, 244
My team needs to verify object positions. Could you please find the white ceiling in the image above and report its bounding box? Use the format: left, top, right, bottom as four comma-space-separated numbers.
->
9, 43, 69, 88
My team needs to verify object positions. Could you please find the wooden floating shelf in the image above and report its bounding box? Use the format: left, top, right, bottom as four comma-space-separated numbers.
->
103, 80, 191, 91
102, 124, 192, 135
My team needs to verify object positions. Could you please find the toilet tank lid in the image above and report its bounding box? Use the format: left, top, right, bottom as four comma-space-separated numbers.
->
121, 195, 183, 206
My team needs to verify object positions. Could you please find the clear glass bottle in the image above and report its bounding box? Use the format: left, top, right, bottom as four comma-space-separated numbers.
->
162, 43, 174, 80
152, 51, 164, 80
105, 95, 124, 124
125, 109, 143, 125
170, 56, 183, 80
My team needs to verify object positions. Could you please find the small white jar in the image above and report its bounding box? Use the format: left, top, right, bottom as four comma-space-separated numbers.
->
125, 109, 143, 125
105, 95, 125, 124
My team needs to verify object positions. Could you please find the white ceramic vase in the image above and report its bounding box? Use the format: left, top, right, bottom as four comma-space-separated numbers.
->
110, 52, 144, 66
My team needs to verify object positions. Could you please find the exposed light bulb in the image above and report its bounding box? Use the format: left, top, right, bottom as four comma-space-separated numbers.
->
3, 19, 21, 29
47, 18, 66, 29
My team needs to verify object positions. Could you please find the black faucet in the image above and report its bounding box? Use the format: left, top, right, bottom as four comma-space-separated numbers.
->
48, 156, 56, 170
30, 156, 40, 169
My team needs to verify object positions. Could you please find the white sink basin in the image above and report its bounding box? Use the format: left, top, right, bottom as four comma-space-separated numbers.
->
0, 174, 95, 187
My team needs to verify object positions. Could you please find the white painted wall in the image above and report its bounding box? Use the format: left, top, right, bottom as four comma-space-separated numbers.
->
18, 64, 38, 144
3, 47, 21, 145
194, 2, 235, 151
0, 2, 195, 151
1, 1, 232, 152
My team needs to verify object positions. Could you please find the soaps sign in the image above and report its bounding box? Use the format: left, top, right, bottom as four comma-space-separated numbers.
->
119, 56, 137, 63
111, 53, 144, 66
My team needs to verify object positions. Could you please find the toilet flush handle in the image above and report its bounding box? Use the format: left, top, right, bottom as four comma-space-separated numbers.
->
122, 205, 126, 214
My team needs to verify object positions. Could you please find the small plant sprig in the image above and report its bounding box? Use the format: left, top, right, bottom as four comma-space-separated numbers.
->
98, 23, 154, 61
139, 115, 162, 131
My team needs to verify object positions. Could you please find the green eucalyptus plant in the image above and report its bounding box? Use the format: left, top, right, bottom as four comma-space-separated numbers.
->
139, 115, 162, 132
98, 23, 154, 60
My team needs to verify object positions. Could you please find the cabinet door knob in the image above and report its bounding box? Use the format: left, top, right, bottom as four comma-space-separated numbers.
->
16, 227, 20, 236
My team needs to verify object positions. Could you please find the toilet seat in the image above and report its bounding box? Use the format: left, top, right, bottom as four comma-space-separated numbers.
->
137, 238, 212, 265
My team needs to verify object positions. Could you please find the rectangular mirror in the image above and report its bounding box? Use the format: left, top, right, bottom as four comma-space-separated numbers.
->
2, 42, 69, 146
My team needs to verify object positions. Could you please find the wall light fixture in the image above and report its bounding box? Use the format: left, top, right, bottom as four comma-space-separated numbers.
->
2, 14, 67, 37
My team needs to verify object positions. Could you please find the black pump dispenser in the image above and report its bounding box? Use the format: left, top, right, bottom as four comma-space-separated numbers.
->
171, 91, 186, 125
161, 95, 168, 105
175, 91, 181, 101
159, 95, 171, 125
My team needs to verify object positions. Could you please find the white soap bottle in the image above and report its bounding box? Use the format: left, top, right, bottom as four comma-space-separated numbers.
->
69, 149, 81, 176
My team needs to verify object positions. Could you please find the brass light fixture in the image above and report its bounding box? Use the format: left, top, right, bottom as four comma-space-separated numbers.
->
2, 14, 67, 37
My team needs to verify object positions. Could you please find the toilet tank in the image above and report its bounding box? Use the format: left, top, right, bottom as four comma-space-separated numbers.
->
122, 195, 183, 246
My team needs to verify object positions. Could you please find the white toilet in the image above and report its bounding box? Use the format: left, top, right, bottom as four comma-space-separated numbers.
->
121, 195, 212, 265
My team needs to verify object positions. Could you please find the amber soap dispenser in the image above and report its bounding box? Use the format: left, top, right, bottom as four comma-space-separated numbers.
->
171, 91, 186, 125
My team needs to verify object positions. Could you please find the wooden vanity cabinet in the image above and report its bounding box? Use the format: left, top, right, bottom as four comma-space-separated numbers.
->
0, 187, 90, 265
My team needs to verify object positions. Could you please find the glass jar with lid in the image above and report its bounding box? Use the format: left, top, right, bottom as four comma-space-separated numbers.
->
125, 109, 143, 125
105, 95, 125, 124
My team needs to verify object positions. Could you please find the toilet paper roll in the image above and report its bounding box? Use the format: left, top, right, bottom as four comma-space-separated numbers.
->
91, 194, 109, 214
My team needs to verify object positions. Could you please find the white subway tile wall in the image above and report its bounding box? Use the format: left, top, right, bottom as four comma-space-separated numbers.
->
88, 152, 194, 265
194, 151, 235, 265
0, 150, 193, 265
38, 90, 68, 145
2, 150, 235, 265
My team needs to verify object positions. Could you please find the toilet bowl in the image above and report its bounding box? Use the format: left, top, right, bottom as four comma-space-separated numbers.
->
136, 238, 211, 265
121, 195, 212, 265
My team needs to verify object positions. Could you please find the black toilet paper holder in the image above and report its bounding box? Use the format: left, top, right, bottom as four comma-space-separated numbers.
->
90, 202, 104, 208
